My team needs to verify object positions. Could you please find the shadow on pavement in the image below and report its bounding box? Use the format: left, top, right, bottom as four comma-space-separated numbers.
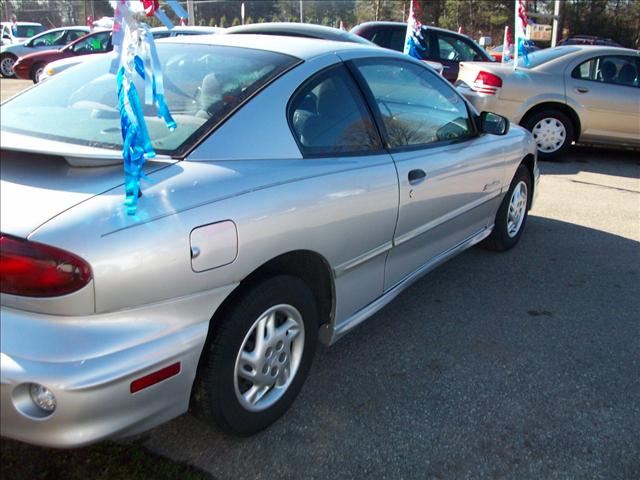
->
545, 145, 640, 179
140, 215, 639, 479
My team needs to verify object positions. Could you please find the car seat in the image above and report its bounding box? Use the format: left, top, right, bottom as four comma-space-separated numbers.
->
617, 63, 637, 86
600, 60, 616, 83
196, 73, 223, 119
300, 77, 359, 150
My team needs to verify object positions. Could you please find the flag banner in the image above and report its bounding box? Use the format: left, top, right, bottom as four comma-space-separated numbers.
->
403, 0, 427, 59
502, 25, 513, 64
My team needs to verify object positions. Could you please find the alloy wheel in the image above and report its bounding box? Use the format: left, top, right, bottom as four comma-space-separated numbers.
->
1, 57, 15, 77
233, 304, 305, 412
507, 180, 528, 238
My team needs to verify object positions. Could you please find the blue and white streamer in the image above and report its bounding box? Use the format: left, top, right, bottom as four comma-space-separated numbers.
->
110, 0, 184, 214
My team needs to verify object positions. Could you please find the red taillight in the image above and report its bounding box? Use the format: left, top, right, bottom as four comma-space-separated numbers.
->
0, 234, 92, 297
472, 71, 503, 95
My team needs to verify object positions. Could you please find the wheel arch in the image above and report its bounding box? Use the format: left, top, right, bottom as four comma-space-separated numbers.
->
190, 249, 334, 405
520, 101, 582, 142
519, 153, 536, 210
30, 61, 45, 82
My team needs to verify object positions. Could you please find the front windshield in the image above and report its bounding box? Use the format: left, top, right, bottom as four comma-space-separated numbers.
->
521, 46, 580, 68
1, 43, 299, 155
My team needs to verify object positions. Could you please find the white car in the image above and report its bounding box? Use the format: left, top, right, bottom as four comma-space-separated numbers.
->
1, 22, 44, 46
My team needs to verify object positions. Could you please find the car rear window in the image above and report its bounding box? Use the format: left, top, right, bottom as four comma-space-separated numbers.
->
520, 46, 580, 68
0, 44, 299, 156
15, 25, 45, 37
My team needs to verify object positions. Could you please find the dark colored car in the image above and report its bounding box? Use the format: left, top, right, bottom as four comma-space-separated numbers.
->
224, 22, 374, 45
13, 29, 112, 83
557, 35, 622, 47
351, 21, 493, 82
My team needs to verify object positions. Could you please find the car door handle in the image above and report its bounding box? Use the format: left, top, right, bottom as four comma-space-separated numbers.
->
408, 169, 427, 185
575, 87, 589, 94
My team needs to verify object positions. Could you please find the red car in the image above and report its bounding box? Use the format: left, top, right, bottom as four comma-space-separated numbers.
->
13, 29, 112, 83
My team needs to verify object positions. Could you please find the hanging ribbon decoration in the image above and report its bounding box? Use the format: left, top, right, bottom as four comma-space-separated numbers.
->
110, 0, 188, 215
515, 0, 531, 67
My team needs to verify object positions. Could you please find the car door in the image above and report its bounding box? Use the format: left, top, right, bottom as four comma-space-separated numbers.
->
434, 31, 487, 82
566, 54, 640, 145
286, 63, 399, 320
348, 57, 506, 290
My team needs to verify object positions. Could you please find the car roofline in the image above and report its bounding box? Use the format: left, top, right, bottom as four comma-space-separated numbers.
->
160, 33, 386, 61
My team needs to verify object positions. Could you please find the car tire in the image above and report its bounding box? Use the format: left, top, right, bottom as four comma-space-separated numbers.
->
31, 63, 45, 84
0, 54, 17, 78
522, 109, 574, 160
481, 164, 532, 252
192, 275, 318, 435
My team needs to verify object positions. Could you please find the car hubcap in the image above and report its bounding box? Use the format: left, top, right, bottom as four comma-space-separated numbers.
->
34, 67, 44, 83
1, 57, 15, 76
507, 180, 528, 238
532, 117, 566, 153
234, 304, 305, 412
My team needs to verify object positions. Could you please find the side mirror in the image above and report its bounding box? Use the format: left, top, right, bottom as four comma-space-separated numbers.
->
480, 111, 509, 136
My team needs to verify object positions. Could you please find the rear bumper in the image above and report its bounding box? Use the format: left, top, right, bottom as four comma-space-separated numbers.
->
457, 85, 525, 124
0, 284, 236, 448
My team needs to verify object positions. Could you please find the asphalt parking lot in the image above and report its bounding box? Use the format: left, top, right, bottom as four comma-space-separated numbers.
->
139, 148, 639, 479
1, 77, 639, 479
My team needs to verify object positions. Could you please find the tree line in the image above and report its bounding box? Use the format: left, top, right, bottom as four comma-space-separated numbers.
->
1, 0, 638, 48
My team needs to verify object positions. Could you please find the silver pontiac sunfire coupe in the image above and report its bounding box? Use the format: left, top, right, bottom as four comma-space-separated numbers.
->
0, 34, 538, 447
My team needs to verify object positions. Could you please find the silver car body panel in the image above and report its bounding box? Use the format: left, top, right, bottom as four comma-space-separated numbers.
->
457, 46, 640, 147
0, 35, 538, 447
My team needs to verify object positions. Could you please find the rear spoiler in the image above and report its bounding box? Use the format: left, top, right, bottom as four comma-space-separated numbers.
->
0, 131, 172, 167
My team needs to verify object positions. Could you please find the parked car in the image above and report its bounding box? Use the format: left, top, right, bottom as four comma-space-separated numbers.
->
351, 21, 494, 82
0, 26, 90, 78
40, 26, 222, 82
557, 35, 621, 47
456, 46, 640, 158
0, 34, 538, 448
489, 40, 540, 62
0, 22, 45, 46
225, 22, 444, 75
12, 29, 112, 83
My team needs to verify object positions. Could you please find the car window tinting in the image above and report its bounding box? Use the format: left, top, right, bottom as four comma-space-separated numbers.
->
572, 55, 639, 87
31, 30, 68, 47
288, 65, 381, 157
437, 34, 478, 62
1, 44, 300, 155
72, 31, 111, 53
388, 29, 407, 52
354, 59, 473, 149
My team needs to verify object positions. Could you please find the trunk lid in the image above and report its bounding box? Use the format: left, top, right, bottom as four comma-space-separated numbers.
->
457, 61, 514, 95
0, 131, 173, 238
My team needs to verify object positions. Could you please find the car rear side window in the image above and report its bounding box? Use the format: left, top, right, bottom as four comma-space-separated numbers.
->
572, 55, 639, 87
353, 58, 473, 149
288, 65, 382, 157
